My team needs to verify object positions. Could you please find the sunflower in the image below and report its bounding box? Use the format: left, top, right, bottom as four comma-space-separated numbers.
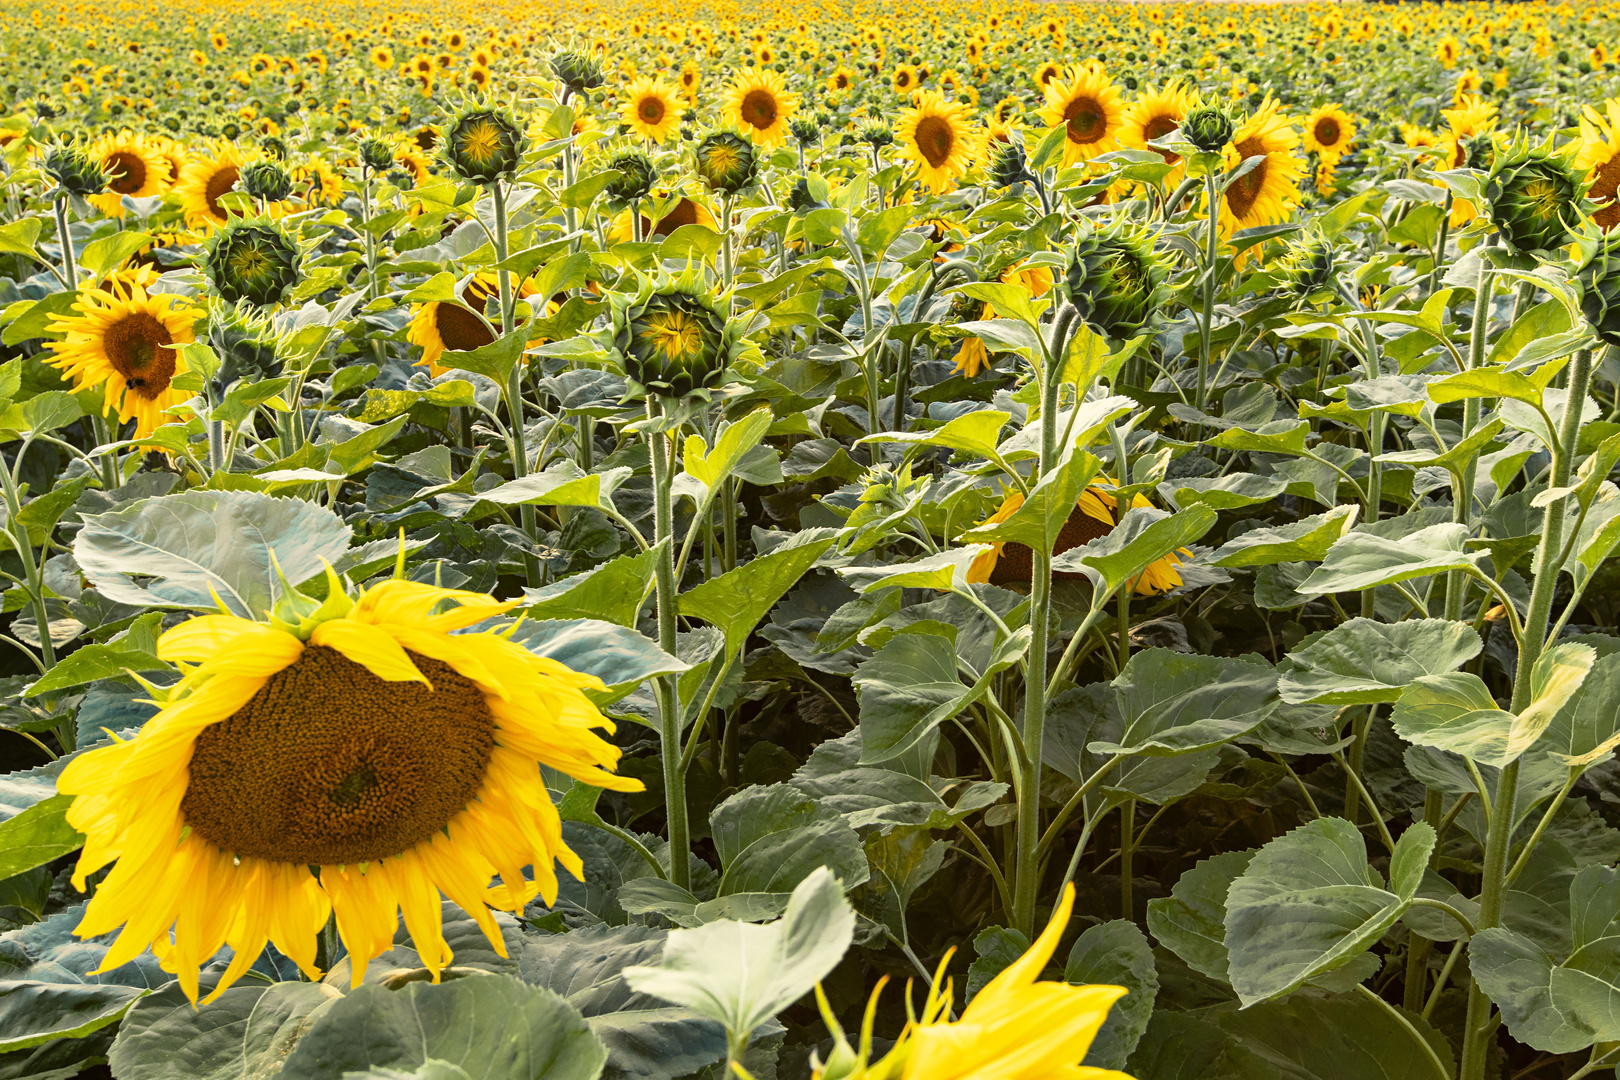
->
57, 576, 640, 1004
407, 273, 548, 376
86, 131, 169, 219
966, 483, 1186, 594
892, 64, 918, 95
1443, 95, 1498, 141
394, 146, 431, 187
1219, 97, 1304, 232
1037, 65, 1124, 167
292, 157, 344, 206
1034, 60, 1062, 88
1118, 79, 1195, 166
1578, 99, 1620, 232
826, 66, 856, 94
678, 61, 701, 100
369, 45, 393, 69
723, 68, 799, 147
176, 142, 262, 230
951, 262, 1055, 379
621, 76, 680, 144
1302, 104, 1356, 163
607, 195, 717, 244
47, 280, 197, 439
895, 90, 980, 194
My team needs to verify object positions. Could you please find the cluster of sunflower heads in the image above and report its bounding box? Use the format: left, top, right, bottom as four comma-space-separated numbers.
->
608, 268, 753, 401
1182, 102, 1234, 153
1576, 224, 1620, 347
694, 130, 759, 196
604, 149, 656, 205
1484, 132, 1590, 255
1275, 227, 1340, 300
202, 217, 303, 308
43, 141, 107, 197
1065, 218, 1167, 339
443, 101, 527, 185
549, 48, 606, 98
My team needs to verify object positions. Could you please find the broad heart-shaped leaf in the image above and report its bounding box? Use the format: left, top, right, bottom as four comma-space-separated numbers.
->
1223, 818, 1436, 1007
1298, 522, 1483, 596
680, 534, 837, 657
1215, 990, 1456, 1080
623, 866, 855, 1045
521, 545, 658, 628
1146, 850, 1255, 982
838, 546, 990, 594
708, 783, 869, 896
1165, 473, 1291, 511
24, 610, 167, 695
860, 409, 1010, 463
1052, 505, 1217, 597
481, 463, 632, 510
518, 924, 733, 1080
852, 633, 966, 764
1543, 651, 1620, 767
1278, 618, 1484, 705
1206, 419, 1310, 456
1209, 505, 1360, 568
959, 452, 1103, 552
278, 974, 606, 1080
1063, 921, 1159, 1071
107, 980, 340, 1080
0, 794, 81, 881
683, 408, 772, 494
1089, 650, 1279, 757
499, 619, 687, 697
73, 489, 352, 619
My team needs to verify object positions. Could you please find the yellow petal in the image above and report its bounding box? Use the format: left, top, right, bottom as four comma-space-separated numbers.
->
310, 619, 429, 685
158, 616, 302, 674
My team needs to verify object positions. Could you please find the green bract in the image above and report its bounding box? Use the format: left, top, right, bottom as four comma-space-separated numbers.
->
1484, 133, 1589, 254
609, 271, 749, 400
1064, 219, 1167, 338
203, 217, 302, 307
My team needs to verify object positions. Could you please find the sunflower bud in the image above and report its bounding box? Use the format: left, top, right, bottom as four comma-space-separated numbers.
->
1274, 228, 1339, 299
44, 143, 107, 196
986, 140, 1032, 189
610, 271, 750, 400
549, 49, 605, 97
1578, 228, 1620, 347
858, 121, 894, 149
239, 159, 293, 202
358, 137, 394, 172
261, 135, 288, 161
790, 118, 820, 147
443, 104, 526, 185
603, 149, 655, 204
694, 130, 759, 195
203, 218, 302, 308
1484, 134, 1588, 255
1461, 132, 1497, 171
1064, 219, 1167, 338
1182, 104, 1233, 152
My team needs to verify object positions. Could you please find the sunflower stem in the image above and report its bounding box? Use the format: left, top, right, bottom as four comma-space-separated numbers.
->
1196, 168, 1220, 419
646, 397, 690, 890
721, 195, 735, 291
561, 132, 580, 251
1118, 799, 1135, 920
360, 166, 378, 302
1447, 242, 1495, 619
1427, 191, 1453, 299
52, 194, 76, 286
491, 180, 539, 588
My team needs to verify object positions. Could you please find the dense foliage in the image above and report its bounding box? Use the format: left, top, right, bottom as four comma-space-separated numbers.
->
7, 1, 1620, 1079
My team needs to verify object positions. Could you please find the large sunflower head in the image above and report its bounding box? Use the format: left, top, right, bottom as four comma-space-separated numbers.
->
443, 103, 527, 184
1119, 79, 1195, 164
406, 273, 544, 376
1218, 96, 1305, 232
1443, 95, 1499, 140
56, 571, 641, 1004
47, 280, 197, 438
86, 130, 169, 219
1036, 64, 1124, 167
607, 194, 717, 244
1301, 104, 1356, 163
175, 142, 255, 231
1577, 98, 1620, 232
1066, 218, 1169, 339
203, 217, 303, 308
895, 89, 981, 194
723, 67, 799, 148
622, 76, 681, 145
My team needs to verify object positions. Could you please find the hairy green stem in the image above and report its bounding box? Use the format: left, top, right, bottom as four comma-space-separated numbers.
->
646, 398, 690, 890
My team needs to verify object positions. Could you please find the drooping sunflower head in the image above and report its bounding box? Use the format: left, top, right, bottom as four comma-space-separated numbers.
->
723, 67, 799, 148
790, 117, 820, 146
443, 103, 526, 184
610, 269, 751, 400
895, 89, 981, 194
359, 136, 395, 172
56, 568, 642, 1004
1066, 217, 1169, 339
1037, 64, 1124, 166
203, 217, 303, 308
1274, 226, 1340, 300
1302, 104, 1356, 162
1219, 97, 1305, 232
1484, 132, 1590, 255
47, 280, 198, 438
694, 129, 759, 195
985, 137, 1032, 190
603, 148, 656, 205
44, 141, 109, 196
622, 75, 681, 145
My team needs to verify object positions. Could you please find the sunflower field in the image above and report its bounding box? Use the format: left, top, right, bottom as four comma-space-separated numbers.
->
14, 0, 1620, 1077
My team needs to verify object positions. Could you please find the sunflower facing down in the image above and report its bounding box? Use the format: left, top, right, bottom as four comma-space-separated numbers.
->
407, 273, 552, 376
1301, 104, 1356, 164
950, 262, 1055, 378
47, 279, 198, 439
966, 483, 1187, 594
724, 68, 800, 148
58, 576, 642, 1004
622, 76, 681, 144
1038, 65, 1125, 167
86, 130, 170, 219
1218, 96, 1304, 233
896, 90, 981, 194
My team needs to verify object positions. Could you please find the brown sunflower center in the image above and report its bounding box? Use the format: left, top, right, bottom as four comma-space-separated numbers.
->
434, 289, 498, 352
1142, 115, 1181, 163
103, 311, 176, 397
1063, 95, 1106, 144
1314, 118, 1341, 147
105, 150, 148, 195
740, 89, 778, 130
204, 165, 241, 220
180, 644, 496, 866
652, 197, 701, 237
989, 502, 1116, 586
914, 115, 956, 168
1224, 138, 1269, 221
639, 95, 666, 125
1592, 152, 1620, 207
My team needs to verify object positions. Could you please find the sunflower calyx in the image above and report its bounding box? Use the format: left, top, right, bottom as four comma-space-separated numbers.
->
203, 217, 303, 308
549, 49, 606, 98
1064, 218, 1167, 339
1182, 103, 1234, 153
358, 137, 395, 172
694, 130, 760, 196
790, 118, 820, 146
239, 159, 293, 203
267, 562, 355, 640
986, 139, 1033, 189
443, 103, 527, 185
1576, 224, 1620, 347
1274, 227, 1340, 300
1484, 132, 1590, 255
44, 142, 108, 196
604, 149, 656, 204
609, 269, 752, 401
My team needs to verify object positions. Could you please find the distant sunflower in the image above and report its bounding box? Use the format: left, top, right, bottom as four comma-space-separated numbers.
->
394, 146, 432, 187
47, 280, 197, 438
724, 68, 799, 147
679, 61, 701, 100
56, 578, 641, 1004
1219, 97, 1304, 232
1118, 79, 1194, 166
607, 195, 717, 243
292, 157, 344, 206
1302, 104, 1356, 163
827, 66, 856, 94
621, 76, 681, 144
896, 90, 980, 193
175, 143, 256, 230
1443, 95, 1498, 140
1034, 61, 1062, 88
967, 484, 1187, 594
1578, 98, 1620, 231
86, 131, 169, 219
892, 64, 919, 95
1038, 65, 1124, 166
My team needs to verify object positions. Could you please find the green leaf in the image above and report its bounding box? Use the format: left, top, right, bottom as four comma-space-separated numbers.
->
278, 975, 606, 1080
502, 618, 687, 697
1543, 651, 1620, 767
2, 291, 78, 347
709, 784, 868, 896
679, 535, 837, 657
1223, 819, 1436, 1006
0, 217, 42, 257
350, 381, 477, 424
1089, 650, 1278, 757
1052, 506, 1217, 596
1298, 522, 1483, 595
855, 204, 912, 255
77, 232, 153, 278
0, 390, 84, 438
1278, 618, 1484, 705
1215, 991, 1456, 1080
959, 451, 1103, 551
107, 981, 340, 1080
622, 866, 855, 1044
683, 408, 772, 493
522, 546, 658, 627
73, 489, 353, 619
1210, 505, 1359, 567
25, 610, 167, 695
1064, 921, 1159, 1071
481, 463, 631, 510
861, 409, 1009, 461
1146, 850, 1254, 981
0, 795, 81, 885
1429, 367, 1542, 406
438, 325, 529, 384
1206, 420, 1310, 456
1168, 474, 1290, 511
